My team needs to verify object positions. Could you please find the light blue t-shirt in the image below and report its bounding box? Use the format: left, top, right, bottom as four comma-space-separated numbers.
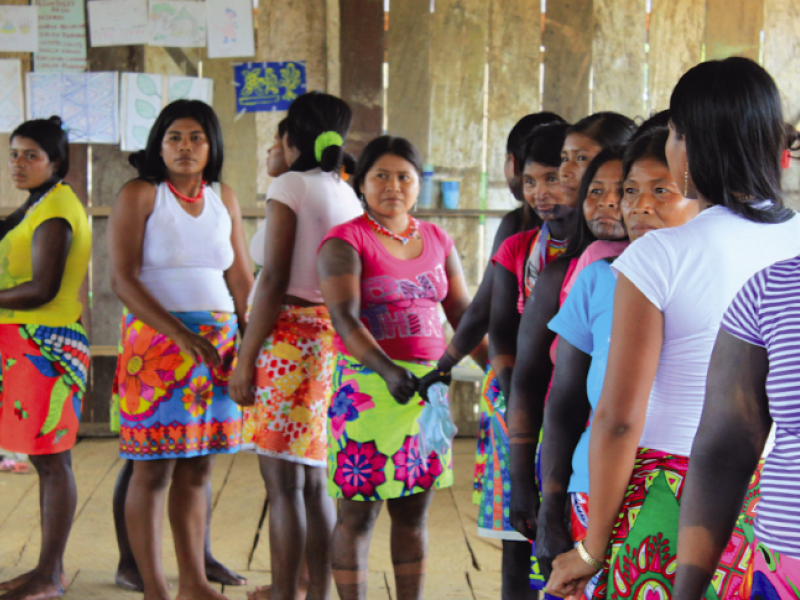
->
547, 259, 617, 494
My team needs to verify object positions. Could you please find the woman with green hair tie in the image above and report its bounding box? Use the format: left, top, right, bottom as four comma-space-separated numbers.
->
229, 91, 363, 600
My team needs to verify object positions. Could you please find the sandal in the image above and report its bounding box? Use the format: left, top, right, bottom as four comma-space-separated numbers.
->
12, 462, 29, 474
0, 458, 16, 472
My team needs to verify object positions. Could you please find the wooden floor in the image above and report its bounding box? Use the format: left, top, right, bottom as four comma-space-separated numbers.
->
0, 439, 503, 599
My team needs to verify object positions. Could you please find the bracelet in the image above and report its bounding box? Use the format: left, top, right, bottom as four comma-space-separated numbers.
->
576, 541, 604, 571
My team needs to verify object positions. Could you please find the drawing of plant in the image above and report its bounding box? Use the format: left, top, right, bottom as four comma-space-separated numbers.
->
280, 63, 302, 102
169, 79, 193, 102
137, 74, 161, 98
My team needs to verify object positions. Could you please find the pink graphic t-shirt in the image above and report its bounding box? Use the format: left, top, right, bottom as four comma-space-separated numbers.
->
321, 216, 455, 362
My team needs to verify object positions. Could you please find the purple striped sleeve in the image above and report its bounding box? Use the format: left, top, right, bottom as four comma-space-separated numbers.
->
721, 269, 767, 347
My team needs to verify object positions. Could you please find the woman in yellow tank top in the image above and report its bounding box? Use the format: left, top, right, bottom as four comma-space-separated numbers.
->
0, 116, 91, 600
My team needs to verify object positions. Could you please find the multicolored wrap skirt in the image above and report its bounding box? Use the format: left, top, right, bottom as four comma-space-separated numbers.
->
592, 448, 763, 600
745, 539, 800, 600
327, 352, 454, 501
251, 305, 335, 467
114, 310, 242, 460
0, 323, 89, 455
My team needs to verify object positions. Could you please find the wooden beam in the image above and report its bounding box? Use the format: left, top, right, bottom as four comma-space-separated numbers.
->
648, 0, 705, 112
706, 0, 764, 61
339, 0, 384, 157
592, 0, 646, 117
387, 0, 432, 162
486, 0, 542, 210
542, 0, 593, 123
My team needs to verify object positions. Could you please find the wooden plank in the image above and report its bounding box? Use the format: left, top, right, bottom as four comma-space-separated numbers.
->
486, 0, 542, 211
648, 0, 706, 112
705, 0, 764, 61
542, 0, 593, 123
592, 0, 646, 117
387, 0, 432, 161
764, 0, 800, 210
429, 0, 489, 210
339, 0, 384, 157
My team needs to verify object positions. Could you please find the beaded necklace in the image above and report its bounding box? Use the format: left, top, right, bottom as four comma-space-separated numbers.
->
363, 212, 420, 245
167, 179, 206, 204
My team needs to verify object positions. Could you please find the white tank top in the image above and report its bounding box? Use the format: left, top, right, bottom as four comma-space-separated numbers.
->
140, 181, 235, 313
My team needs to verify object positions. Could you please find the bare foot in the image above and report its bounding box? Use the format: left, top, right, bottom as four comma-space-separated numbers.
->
205, 557, 247, 586
0, 575, 64, 600
114, 563, 144, 592
176, 583, 229, 600
247, 585, 307, 600
0, 572, 68, 591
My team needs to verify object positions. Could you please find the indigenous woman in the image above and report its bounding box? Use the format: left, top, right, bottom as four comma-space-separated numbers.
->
547, 57, 800, 600
109, 99, 253, 600
229, 91, 362, 600
0, 117, 91, 600
536, 126, 698, 598
318, 136, 474, 600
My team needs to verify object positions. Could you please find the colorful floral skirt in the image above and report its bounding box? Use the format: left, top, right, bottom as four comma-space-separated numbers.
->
327, 353, 453, 500
745, 539, 800, 600
476, 368, 528, 542
114, 310, 241, 460
592, 448, 763, 600
251, 305, 335, 467
0, 323, 89, 455
473, 366, 493, 504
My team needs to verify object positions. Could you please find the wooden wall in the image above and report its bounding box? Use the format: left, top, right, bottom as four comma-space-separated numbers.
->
1, 0, 799, 433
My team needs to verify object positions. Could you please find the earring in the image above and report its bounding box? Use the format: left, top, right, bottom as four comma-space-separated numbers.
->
684, 166, 689, 197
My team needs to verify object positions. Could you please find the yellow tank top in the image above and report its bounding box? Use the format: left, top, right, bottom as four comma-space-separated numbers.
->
0, 182, 92, 326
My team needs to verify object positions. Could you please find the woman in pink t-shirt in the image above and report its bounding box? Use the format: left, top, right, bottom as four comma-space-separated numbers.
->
318, 135, 477, 600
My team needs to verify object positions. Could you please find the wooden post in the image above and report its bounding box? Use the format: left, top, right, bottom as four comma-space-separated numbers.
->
592, 0, 646, 118
542, 0, 593, 123
486, 0, 542, 210
386, 0, 432, 161
648, 0, 705, 112
339, 0, 384, 158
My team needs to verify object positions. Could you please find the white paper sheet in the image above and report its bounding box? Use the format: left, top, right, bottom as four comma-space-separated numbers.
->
0, 6, 38, 53
120, 72, 214, 151
148, 0, 206, 47
26, 72, 120, 144
34, 0, 87, 73
88, 0, 148, 47
0, 59, 24, 133
206, 0, 254, 59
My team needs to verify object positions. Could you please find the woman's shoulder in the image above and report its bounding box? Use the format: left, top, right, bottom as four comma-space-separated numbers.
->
38, 183, 86, 220
323, 214, 368, 246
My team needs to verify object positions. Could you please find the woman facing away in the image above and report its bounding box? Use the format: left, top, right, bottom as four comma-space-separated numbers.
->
108, 99, 253, 600
0, 116, 91, 600
317, 135, 477, 600
546, 57, 800, 600
229, 91, 363, 600
535, 125, 697, 598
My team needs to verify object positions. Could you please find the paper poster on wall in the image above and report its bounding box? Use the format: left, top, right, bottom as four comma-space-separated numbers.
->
233, 61, 306, 113
0, 59, 24, 133
88, 0, 148, 47
0, 6, 38, 53
148, 0, 206, 48
206, 0, 254, 59
26, 72, 119, 144
120, 72, 214, 151
34, 0, 87, 73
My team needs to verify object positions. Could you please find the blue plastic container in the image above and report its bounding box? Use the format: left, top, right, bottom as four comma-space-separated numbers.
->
441, 179, 460, 210
419, 164, 434, 208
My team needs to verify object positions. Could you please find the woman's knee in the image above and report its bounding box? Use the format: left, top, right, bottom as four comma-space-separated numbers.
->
260, 456, 305, 499
29, 450, 73, 477
337, 500, 381, 537
302, 465, 328, 500
172, 455, 214, 487
387, 492, 432, 530
131, 459, 176, 492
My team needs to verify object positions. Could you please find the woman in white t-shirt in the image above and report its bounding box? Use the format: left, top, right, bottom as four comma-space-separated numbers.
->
547, 57, 800, 600
229, 92, 363, 600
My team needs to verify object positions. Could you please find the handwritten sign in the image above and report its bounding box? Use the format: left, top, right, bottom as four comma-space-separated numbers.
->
233, 61, 306, 113
88, 0, 148, 47
34, 0, 87, 73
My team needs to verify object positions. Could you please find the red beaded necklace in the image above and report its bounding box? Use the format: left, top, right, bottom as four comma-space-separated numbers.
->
167, 180, 206, 204
363, 212, 420, 245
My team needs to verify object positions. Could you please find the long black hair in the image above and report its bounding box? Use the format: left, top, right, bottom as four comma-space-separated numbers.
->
670, 57, 792, 223
562, 146, 627, 260
508, 112, 565, 201
285, 91, 352, 174
622, 127, 670, 181
352, 135, 423, 206
129, 100, 224, 183
567, 111, 636, 148
11, 116, 70, 179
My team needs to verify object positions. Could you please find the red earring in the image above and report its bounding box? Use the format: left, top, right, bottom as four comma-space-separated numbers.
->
782, 149, 792, 170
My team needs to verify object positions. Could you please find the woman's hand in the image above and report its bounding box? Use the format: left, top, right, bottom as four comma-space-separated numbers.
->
382, 364, 420, 405
508, 481, 540, 540
536, 506, 575, 580
418, 368, 452, 402
229, 361, 256, 407
174, 329, 221, 367
546, 548, 600, 599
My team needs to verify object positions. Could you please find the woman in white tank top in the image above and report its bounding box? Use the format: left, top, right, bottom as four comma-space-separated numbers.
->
107, 100, 253, 600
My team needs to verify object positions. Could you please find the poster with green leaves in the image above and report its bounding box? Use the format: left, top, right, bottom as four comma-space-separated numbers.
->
120, 72, 214, 151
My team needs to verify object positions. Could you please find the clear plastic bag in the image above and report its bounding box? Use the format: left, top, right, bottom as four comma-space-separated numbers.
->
416, 382, 458, 457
